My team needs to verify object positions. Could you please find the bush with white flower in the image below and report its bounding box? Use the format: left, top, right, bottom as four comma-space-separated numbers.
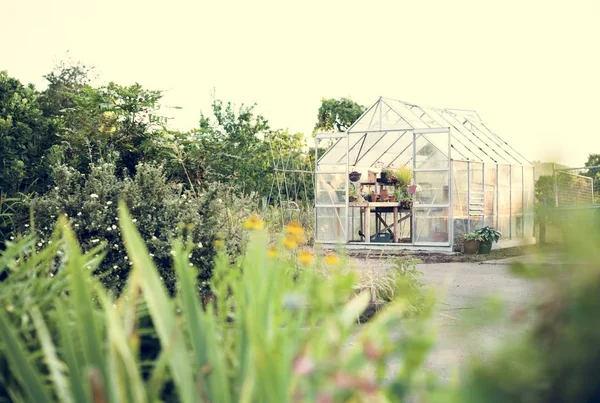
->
22, 161, 220, 295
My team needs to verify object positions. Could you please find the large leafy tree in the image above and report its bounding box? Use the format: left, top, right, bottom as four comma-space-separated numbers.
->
314, 97, 365, 133
38, 61, 164, 175
0, 71, 58, 195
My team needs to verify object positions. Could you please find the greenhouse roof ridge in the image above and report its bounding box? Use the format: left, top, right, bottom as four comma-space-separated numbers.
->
344, 97, 531, 166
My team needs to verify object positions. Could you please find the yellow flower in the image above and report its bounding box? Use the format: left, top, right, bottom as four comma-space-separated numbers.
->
214, 240, 224, 248
283, 236, 298, 250
285, 220, 304, 237
267, 246, 278, 259
323, 253, 341, 266
243, 214, 264, 230
298, 250, 315, 266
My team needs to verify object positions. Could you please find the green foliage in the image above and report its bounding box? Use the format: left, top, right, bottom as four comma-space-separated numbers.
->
22, 161, 219, 295
474, 226, 501, 243
0, 206, 437, 402
463, 232, 483, 241
0, 71, 59, 196
314, 97, 365, 133
395, 167, 413, 188
583, 153, 600, 200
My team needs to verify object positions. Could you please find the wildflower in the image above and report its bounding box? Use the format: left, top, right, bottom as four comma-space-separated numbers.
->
214, 240, 224, 248
106, 201, 112, 205
189, 263, 193, 267
286, 220, 303, 237
132, 219, 137, 223
107, 227, 112, 231
197, 241, 203, 248
10, 236, 14, 240
152, 235, 158, 241
54, 186, 59, 190
293, 355, 315, 375
243, 215, 264, 230
324, 253, 341, 266
283, 236, 298, 250
298, 250, 315, 266
268, 246, 278, 259
124, 256, 128, 260
90, 194, 99, 199
75, 224, 79, 228
170, 250, 176, 256
25, 224, 29, 228
37, 242, 42, 247
112, 224, 117, 230
113, 265, 118, 269
77, 212, 82, 216
91, 239, 100, 243
149, 253, 154, 257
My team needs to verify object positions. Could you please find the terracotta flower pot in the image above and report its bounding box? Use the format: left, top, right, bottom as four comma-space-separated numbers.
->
380, 188, 389, 200
463, 239, 480, 254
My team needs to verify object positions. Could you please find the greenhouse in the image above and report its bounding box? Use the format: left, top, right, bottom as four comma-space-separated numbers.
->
314, 97, 535, 251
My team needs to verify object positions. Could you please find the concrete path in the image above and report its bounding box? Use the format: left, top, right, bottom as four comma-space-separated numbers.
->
417, 261, 538, 379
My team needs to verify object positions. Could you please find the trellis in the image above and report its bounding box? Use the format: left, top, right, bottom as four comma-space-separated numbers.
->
268, 138, 314, 230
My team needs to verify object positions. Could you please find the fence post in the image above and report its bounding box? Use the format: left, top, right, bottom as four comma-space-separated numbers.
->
539, 198, 547, 245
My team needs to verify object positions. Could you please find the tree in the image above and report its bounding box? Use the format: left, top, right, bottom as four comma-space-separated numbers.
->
314, 97, 365, 133
0, 71, 58, 195
583, 154, 600, 200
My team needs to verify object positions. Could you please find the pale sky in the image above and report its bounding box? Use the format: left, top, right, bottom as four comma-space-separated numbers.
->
3, 0, 599, 167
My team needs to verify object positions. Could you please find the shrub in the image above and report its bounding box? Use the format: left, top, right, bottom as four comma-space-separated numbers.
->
0, 205, 437, 402
23, 161, 219, 295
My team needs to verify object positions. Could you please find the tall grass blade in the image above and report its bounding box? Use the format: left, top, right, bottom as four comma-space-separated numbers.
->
118, 201, 196, 403
30, 306, 73, 403
0, 310, 53, 403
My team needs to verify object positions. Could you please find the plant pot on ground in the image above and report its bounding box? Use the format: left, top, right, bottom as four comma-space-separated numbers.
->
463, 232, 482, 254
474, 226, 502, 254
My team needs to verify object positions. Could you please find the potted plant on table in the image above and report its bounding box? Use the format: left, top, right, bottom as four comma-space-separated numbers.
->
381, 168, 397, 184
474, 226, 502, 254
364, 190, 377, 202
463, 232, 483, 254
349, 186, 359, 202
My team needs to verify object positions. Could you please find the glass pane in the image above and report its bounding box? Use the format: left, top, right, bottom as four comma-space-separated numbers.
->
316, 207, 346, 242
316, 173, 346, 205
415, 170, 449, 205
414, 207, 449, 243
414, 133, 449, 169
511, 166, 523, 238
498, 165, 511, 238
484, 164, 497, 227
523, 167, 535, 239
452, 161, 468, 218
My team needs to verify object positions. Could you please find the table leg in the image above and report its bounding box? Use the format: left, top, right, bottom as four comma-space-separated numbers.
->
365, 207, 371, 244
393, 207, 398, 243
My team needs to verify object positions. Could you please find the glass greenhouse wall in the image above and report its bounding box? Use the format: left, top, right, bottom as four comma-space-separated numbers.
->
314, 97, 535, 250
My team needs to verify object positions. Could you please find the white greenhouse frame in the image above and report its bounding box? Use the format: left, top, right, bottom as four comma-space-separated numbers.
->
314, 97, 536, 251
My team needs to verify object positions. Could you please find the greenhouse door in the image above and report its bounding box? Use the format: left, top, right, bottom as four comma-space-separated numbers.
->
412, 128, 452, 246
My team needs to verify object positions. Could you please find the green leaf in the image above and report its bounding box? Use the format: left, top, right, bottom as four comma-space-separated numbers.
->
0, 309, 53, 403
118, 201, 196, 403
30, 306, 74, 403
